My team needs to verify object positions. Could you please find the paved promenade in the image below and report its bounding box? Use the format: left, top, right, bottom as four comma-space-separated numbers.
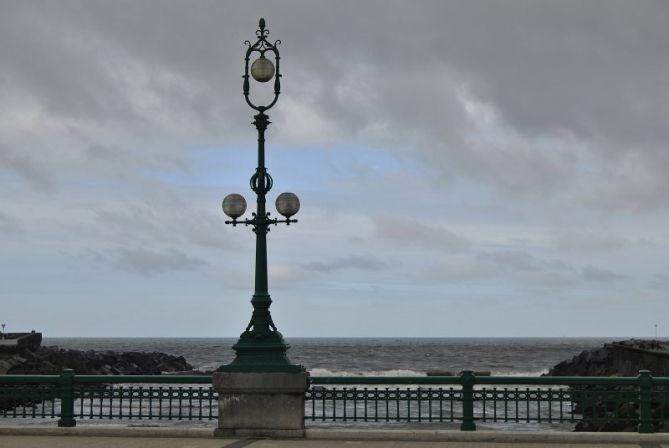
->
0, 434, 666, 448
2, 427, 669, 447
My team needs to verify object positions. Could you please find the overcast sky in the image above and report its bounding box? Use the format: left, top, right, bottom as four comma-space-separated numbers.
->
1, 1, 668, 338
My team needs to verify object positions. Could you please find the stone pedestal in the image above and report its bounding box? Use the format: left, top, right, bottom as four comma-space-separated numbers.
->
212, 371, 309, 438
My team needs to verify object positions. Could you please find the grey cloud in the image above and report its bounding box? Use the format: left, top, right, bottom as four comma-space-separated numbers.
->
92, 200, 239, 252
0, 212, 24, 237
216, 269, 251, 290
513, 271, 576, 290
474, 250, 626, 290
421, 260, 494, 284
3, 1, 669, 209
0, 147, 53, 190
422, 249, 626, 289
553, 231, 628, 252
581, 265, 626, 282
581, 157, 669, 211
272, 1, 669, 206
477, 250, 571, 272
3, 1, 665, 337
217, 264, 305, 289
0, 2, 246, 134
654, 274, 669, 286
304, 255, 388, 273
455, 136, 577, 194
374, 216, 470, 252
95, 247, 208, 275
85, 144, 190, 174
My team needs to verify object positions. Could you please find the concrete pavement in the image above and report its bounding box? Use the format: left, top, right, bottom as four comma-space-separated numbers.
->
0, 434, 666, 448
2, 427, 669, 447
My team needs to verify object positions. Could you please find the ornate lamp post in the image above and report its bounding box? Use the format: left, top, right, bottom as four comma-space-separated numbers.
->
219, 18, 303, 373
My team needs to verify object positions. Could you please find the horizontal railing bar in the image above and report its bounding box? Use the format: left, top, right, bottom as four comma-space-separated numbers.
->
475, 376, 639, 386
0, 375, 212, 386
310, 376, 641, 386
73, 375, 212, 384
0, 374, 658, 387
0, 375, 61, 383
311, 377, 460, 385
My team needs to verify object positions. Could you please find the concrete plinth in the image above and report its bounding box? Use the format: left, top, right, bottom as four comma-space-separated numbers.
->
212, 371, 309, 438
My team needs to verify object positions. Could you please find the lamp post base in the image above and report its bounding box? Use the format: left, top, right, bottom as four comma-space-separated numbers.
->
218, 330, 304, 373
212, 371, 310, 438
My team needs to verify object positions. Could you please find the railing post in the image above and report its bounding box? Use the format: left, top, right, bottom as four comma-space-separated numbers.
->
58, 369, 76, 427
460, 370, 476, 431
637, 370, 653, 434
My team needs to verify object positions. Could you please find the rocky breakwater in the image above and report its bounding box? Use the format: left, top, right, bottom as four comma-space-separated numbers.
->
1, 344, 194, 413
0, 345, 193, 375
549, 339, 669, 377
546, 339, 669, 432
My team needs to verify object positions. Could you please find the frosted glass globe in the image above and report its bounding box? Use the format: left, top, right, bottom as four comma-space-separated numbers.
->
250, 57, 275, 83
222, 194, 247, 219
275, 192, 300, 218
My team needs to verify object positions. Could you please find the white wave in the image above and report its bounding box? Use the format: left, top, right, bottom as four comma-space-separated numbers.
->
309, 368, 548, 378
492, 369, 548, 377
194, 365, 548, 378
195, 363, 219, 372
309, 368, 424, 377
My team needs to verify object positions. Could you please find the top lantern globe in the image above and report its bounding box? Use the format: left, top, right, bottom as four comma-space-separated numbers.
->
250, 56, 275, 83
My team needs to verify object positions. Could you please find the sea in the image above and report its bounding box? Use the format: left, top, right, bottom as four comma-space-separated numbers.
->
43, 337, 615, 376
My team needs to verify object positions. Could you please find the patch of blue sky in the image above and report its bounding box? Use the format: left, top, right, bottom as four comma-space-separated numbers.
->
0, 170, 19, 184
140, 144, 255, 189
142, 142, 414, 193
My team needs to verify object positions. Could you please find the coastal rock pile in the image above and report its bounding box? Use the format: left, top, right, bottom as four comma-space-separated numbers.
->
0, 346, 192, 375
547, 339, 669, 377
547, 339, 669, 432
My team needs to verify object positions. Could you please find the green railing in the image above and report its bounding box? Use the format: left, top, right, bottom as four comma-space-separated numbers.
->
0, 370, 217, 426
307, 370, 667, 433
2, 370, 668, 432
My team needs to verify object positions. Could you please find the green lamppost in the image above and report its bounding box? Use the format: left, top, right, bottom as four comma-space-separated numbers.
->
219, 18, 303, 373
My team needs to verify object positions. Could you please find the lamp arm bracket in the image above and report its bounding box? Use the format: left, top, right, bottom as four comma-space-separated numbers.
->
224, 217, 257, 227
268, 217, 298, 226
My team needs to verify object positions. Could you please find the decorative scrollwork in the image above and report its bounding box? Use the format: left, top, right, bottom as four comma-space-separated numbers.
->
249, 170, 257, 191
250, 168, 273, 194
256, 18, 269, 38
268, 316, 277, 332
243, 18, 281, 112
265, 171, 273, 191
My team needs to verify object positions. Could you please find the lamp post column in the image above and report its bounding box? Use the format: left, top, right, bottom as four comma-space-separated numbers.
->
250, 112, 272, 340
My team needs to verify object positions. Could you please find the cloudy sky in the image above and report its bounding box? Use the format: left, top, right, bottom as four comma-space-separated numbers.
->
1, 1, 668, 337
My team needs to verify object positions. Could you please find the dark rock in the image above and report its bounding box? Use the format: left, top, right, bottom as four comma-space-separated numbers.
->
426, 370, 454, 376
547, 339, 669, 377
547, 339, 669, 432
1, 345, 193, 375
1, 345, 195, 413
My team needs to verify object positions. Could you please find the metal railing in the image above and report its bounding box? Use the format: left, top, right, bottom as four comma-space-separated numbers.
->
307, 370, 666, 433
2, 369, 668, 432
0, 370, 217, 426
